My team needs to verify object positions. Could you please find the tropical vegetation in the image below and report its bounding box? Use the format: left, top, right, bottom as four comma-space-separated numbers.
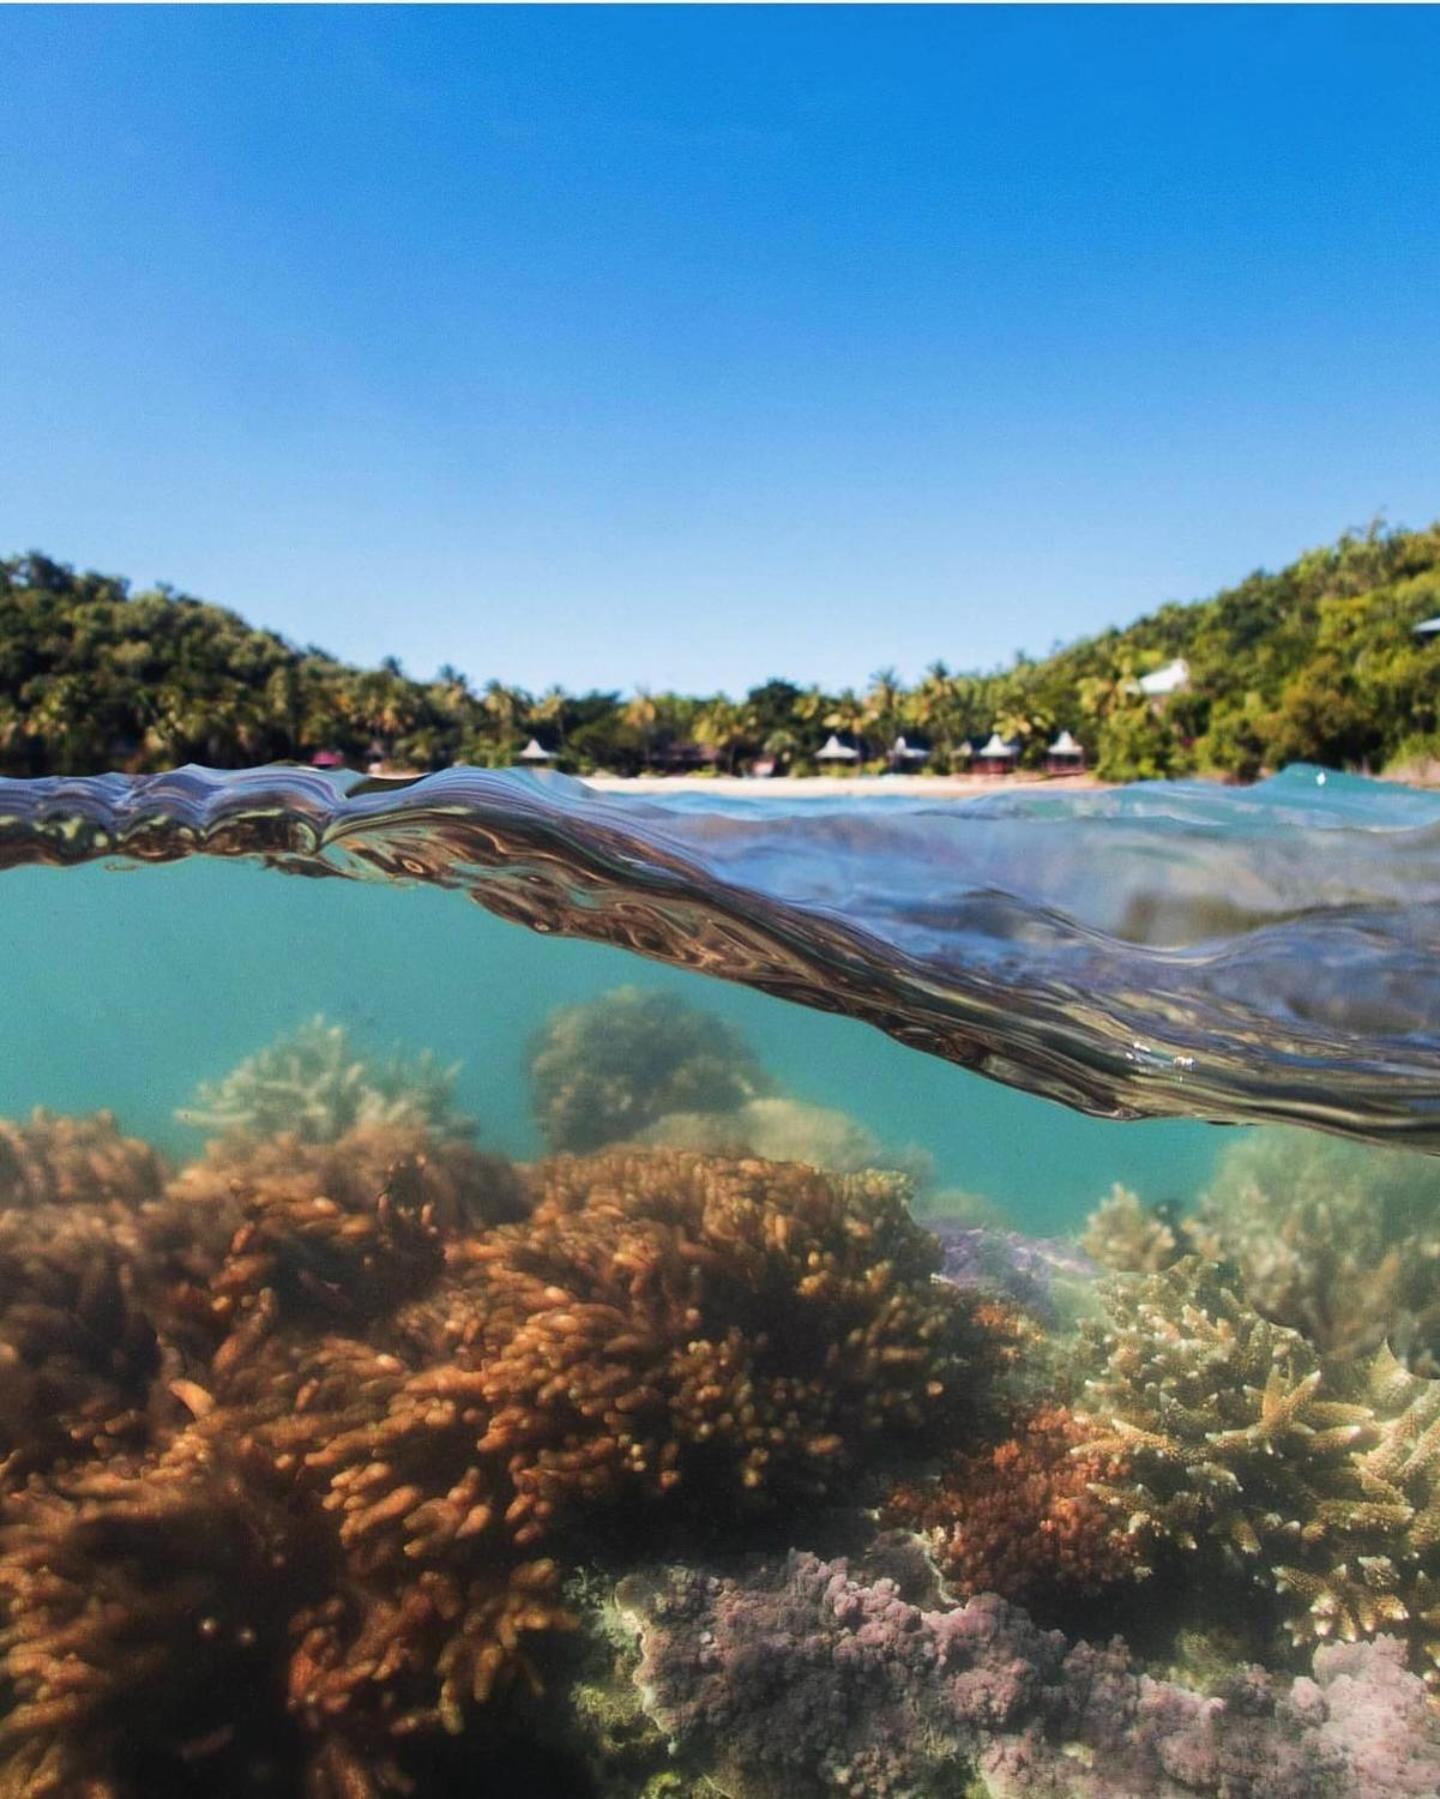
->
2, 522, 1438, 782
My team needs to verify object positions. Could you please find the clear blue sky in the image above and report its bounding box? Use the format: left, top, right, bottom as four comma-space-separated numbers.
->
3, 5, 1438, 697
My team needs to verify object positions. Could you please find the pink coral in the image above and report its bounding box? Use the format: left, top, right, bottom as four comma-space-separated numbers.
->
617, 1541, 1440, 1797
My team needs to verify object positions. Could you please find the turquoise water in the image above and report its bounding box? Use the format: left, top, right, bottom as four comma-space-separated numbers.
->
0, 855, 1220, 1232
6, 765, 1440, 1797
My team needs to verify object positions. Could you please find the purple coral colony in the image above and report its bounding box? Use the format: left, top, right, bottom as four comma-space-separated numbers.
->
3, 995, 1440, 1797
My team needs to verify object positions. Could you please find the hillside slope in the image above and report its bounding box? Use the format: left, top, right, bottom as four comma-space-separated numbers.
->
2, 525, 1438, 780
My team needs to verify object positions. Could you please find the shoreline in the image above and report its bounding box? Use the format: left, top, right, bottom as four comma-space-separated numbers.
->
577, 771, 1119, 798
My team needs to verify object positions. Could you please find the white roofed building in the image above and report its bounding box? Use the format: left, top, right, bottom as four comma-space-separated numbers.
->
973, 732, 1018, 776
1137, 658, 1191, 700
1046, 729, 1086, 774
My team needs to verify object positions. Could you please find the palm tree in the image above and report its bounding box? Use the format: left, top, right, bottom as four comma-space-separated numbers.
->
531, 684, 569, 755
622, 688, 659, 770
824, 688, 867, 757
694, 697, 741, 772
762, 725, 801, 771
864, 666, 905, 755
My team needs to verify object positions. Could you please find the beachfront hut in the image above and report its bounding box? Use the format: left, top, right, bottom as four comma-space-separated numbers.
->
1046, 729, 1086, 775
973, 732, 1018, 777
1413, 617, 1440, 640
654, 741, 719, 773
516, 737, 555, 764
816, 733, 861, 766
310, 748, 347, 770
888, 734, 930, 771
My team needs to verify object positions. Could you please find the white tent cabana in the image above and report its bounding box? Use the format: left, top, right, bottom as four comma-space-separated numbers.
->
517, 738, 555, 763
816, 733, 860, 763
889, 734, 929, 764
1413, 617, 1440, 639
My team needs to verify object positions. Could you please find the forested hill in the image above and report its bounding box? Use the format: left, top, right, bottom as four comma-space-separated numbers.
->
3, 525, 1439, 782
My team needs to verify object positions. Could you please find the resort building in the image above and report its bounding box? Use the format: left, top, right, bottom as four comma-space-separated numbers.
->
1137, 658, 1191, 701
973, 732, 1018, 776
516, 738, 555, 764
1046, 729, 1086, 774
888, 734, 930, 770
653, 741, 720, 774
816, 733, 861, 766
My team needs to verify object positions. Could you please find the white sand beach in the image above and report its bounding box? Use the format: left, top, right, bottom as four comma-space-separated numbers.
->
578, 771, 1117, 798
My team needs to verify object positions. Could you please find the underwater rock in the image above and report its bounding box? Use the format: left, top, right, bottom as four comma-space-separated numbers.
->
178, 1013, 470, 1145
611, 1539, 1440, 1797
527, 985, 773, 1154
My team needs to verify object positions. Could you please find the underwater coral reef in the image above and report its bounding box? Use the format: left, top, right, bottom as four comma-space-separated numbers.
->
1083, 1130, 1440, 1374
6, 1017, 1440, 1797
179, 1014, 468, 1145
0, 1027, 1012, 1795
526, 987, 775, 1155
607, 1540, 1440, 1798
1069, 1259, 1440, 1684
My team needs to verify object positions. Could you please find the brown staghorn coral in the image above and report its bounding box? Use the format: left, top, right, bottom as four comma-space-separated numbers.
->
1075, 1257, 1440, 1683
1, 1129, 1007, 1793
0, 1205, 164, 1490
0, 1134, 241, 1495
248, 1151, 999, 1765
882, 1402, 1142, 1611
295, 1151, 998, 1579
0, 1428, 321, 1799
171, 1122, 530, 1328
0, 1106, 168, 1211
